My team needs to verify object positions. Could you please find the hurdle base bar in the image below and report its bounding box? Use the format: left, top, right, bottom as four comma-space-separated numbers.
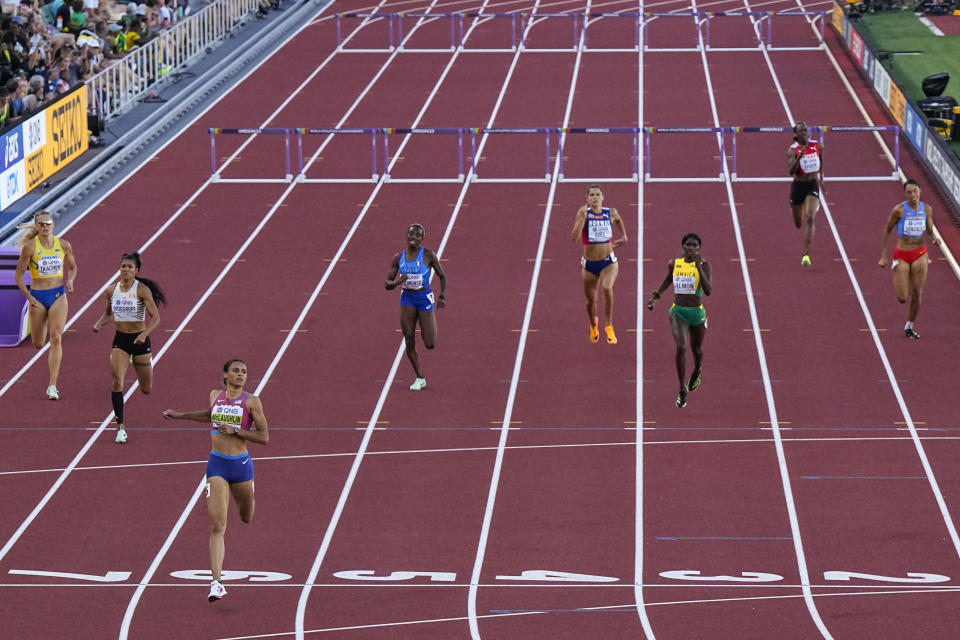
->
560, 175, 639, 183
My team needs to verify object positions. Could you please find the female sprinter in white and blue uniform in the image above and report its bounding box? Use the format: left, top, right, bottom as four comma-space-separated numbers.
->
647, 233, 712, 408
161, 359, 269, 603
879, 179, 940, 339
14, 210, 78, 400
385, 223, 448, 391
570, 184, 627, 344
93, 252, 166, 443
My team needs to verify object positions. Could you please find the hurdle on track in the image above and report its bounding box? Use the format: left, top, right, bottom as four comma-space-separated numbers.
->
558, 128, 640, 183
207, 124, 900, 185
643, 10, 825, 52
728, 125, 901, 182
208, 128, 380, 184
334, 11, 823, 54
209, 128, 295, 183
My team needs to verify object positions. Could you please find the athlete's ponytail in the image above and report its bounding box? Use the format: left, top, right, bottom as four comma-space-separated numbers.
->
16, 211, 53, 248
121, 252, 167, 306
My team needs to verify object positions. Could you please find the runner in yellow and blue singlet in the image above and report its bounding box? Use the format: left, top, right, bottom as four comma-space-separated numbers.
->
14, 211, 78, 400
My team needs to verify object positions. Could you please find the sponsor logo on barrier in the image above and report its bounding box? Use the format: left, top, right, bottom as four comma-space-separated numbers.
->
4, 133, 20, 169
26, 150, 44, 191
904, 103, 926, 151
888, 84, 906, 126
872, 62, 891, 105
0, 161, 27, 210
0, 129, 23, 172
924, 137, 960, 205
23, 113, 46, 156
47, 93, 87, 170
849, 30, 864, 65
832, 4, 844, 35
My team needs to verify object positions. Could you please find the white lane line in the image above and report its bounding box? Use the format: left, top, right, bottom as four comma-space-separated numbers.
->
773, 0, 960, 570
465, 2, 598, 638
688, 0, 833, 636
0, 0, 403, 563
120, 3, 474, 636
0, 2, 354, 400
5, 434, 960, 477
212, 585, 960, 639
288, 1, 548, 638
634, 0, 656, 636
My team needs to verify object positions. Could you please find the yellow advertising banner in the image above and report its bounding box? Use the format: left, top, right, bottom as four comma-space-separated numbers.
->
888, 82, 906, 126
41, 85, 89, 179
25, 148, 44, 192
832, 3, 844, 34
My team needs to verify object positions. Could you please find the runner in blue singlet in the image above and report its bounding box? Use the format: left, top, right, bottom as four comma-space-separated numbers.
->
385, 223, 448, 391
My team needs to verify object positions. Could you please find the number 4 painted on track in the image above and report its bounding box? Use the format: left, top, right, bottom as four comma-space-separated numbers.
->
8, 569, 132, 582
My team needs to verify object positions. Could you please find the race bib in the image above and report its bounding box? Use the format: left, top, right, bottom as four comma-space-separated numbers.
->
901, 218, 925, 237
673, 274, 696, 295
402, 273, 424, 290
35, 255, 62, 277
587, 218, 612, 243
113, 296, 138, 317
799, 152, 820, 174
211, 404, 242, 425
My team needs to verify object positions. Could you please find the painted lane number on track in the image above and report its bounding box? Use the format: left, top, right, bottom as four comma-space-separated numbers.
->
8, 569, 132, 582
330, 568, 955, 584
169, 570, 292, 582
8, 568, 952, 585
8, 569, 293, 582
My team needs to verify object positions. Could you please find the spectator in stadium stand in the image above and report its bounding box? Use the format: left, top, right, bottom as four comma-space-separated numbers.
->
156, 0, 173, 28
25, 74, 43, 111
114, 17, 141, 53
1, 16, 31, 72
46, 65, 69, 97
23, 7, 73, 63
83, 0, 110, 22
6, 77, 25, 121
55, 43, 82, 86
0, 84, 10, 130
139, 0, 161, 32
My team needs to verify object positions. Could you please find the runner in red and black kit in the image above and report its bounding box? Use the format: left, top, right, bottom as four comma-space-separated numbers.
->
786, 121, 823, 266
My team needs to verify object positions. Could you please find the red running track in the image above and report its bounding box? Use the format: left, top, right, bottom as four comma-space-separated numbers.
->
2, 0, 960, 638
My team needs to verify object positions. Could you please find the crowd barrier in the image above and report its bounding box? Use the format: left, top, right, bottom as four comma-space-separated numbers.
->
830, 2, 960, 224
0, 86, 89, 216
86, 0, 263, 122
207, 124, 901, 184
334, 10, 826, 53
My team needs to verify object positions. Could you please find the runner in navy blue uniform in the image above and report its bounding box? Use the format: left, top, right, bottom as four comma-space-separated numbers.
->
571, 184, 627, 344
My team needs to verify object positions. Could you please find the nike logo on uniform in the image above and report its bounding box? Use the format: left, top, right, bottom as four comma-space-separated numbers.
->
242, 459, 249, 465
